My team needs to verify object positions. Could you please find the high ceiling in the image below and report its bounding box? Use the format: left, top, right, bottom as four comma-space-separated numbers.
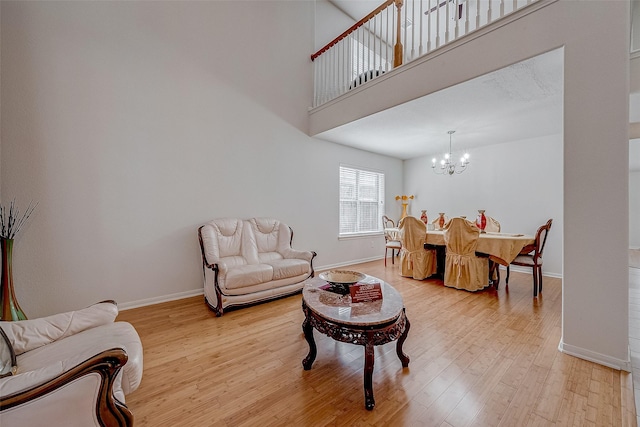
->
319, 0, 639, 171
315, 48, 564, 160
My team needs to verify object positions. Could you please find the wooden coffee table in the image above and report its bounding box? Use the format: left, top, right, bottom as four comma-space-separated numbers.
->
301, 275, 410, 410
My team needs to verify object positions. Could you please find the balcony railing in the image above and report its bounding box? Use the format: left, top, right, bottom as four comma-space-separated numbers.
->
312, 0, 539, 108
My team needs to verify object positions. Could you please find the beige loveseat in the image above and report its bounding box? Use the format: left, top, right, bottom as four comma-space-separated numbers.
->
198, 217, 316, 316
0, 301, 143, 426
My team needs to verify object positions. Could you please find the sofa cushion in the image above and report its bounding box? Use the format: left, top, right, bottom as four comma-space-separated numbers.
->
268, 259, 310, 280
224, 264, 273, 290
258, 251, 283, 264
200, 219, 243, 261
250, 218, 280, 253
1, 302, 118, 356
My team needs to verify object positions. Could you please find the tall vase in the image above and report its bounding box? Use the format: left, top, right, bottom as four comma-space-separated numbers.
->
476, 210, 487, 233
438, 213, 445, 230
420, 210, 428, 224
1, 238, 27, 321
401, 203, 409, 219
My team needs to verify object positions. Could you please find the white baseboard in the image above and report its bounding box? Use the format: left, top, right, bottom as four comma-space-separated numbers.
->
118, 258, 565, 311
498, 264, 563, 279
118, 259, 383, 311
558, 340, 631, 372
119, 288, 204, 311
315, 257, 382, 272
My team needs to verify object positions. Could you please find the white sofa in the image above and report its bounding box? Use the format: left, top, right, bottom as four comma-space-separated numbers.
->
198, 217, 316, 316
0, 301, 143, 427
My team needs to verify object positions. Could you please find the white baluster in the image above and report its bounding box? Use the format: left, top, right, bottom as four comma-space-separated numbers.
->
391, 5, 396, 67
313, 58, 317, 107
324, 52, 329, 102
376, 12, 382, 71
476, 0, 480, 29
404, 0, 408, 62
418, 0, 423, 56
445, 0, 450, 43
455, 0, 459, 38
427, 0, 431, 52
331, 49, 335, 99
371, 19, 375, 73
500, 0, 505, 17
465, 0, 469, 34
356, 27, 361, 84
410, 0, 415, 60
368, 20, 372, 75
487, 0, 492, 23
345, 38, 350, 92
436, 0, 440, 48
337, 40, 342, 96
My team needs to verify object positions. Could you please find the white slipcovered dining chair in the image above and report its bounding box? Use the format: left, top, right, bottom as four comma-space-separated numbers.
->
399, 216, 437, 279
484, 216, 501, 233
443, 218, 490, 291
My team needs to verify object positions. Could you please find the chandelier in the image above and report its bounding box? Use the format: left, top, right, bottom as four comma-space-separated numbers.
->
431, 130, 470, 175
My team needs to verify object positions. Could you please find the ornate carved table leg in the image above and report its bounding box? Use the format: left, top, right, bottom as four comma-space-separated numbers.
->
302, 307, 317, 370
396, 309, 410, 368
363, 334, 376, 410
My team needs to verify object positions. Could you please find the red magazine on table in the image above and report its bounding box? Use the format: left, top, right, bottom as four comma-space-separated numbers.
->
350, 282, 382, 303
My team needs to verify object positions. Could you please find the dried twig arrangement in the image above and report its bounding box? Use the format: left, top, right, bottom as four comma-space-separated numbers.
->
0, 199, 38, 239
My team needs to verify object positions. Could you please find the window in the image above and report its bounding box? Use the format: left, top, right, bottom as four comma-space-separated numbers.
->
339, 165, 385, 236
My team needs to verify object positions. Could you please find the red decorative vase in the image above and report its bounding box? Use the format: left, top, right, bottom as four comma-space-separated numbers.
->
438, 213, 445, 230
476, 210, 487, 233
0, 238, 27, 321
420, 210, 428, 224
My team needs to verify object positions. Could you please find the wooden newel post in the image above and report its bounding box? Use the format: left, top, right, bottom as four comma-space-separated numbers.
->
394, 0, 404, 68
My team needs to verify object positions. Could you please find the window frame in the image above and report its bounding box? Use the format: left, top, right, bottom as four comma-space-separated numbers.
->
338, 164, 386, 239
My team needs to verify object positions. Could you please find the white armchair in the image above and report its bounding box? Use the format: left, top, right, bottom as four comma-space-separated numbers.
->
0, 301, 143, 427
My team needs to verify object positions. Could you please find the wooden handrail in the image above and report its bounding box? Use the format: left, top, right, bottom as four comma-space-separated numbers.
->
311, 0, 399, 61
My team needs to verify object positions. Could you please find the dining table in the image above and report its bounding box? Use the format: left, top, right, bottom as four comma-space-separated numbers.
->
385, 225, 535, 282
425, 229, 535, 266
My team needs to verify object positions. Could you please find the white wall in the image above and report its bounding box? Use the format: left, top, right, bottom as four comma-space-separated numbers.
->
405, 134, 563, 276
314, 0, 356, 52
632, 171, 640, 248
0, 1, 403, 317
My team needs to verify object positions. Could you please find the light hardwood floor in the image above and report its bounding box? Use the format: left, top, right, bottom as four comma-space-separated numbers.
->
117, 260, 635, 426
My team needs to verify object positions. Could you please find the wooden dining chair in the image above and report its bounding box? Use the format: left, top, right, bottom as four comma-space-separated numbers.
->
484, 216, 501, 283
382, 215, 402, 266
506, 218, 553, 297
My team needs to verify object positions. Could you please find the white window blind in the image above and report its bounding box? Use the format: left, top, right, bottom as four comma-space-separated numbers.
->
339, 165, 385, 236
